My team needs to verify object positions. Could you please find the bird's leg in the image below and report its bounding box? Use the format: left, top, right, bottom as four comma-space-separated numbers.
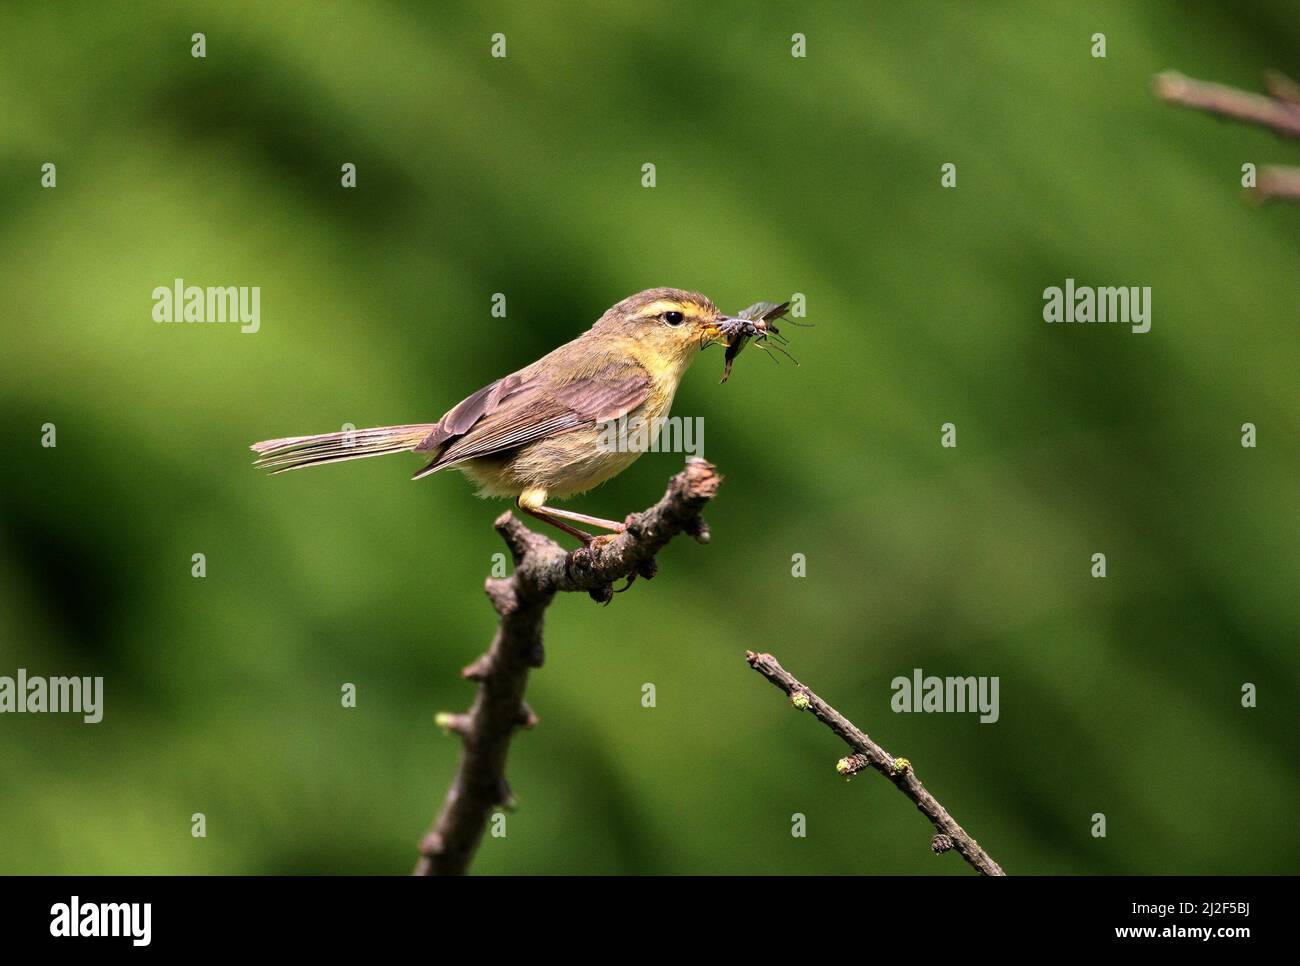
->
520, 505, 597, 545
534, 506, 627, 535
516, 489, 625, 546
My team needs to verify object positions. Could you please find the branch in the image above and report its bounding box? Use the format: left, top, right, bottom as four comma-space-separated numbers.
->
1154, 70, 1300, 203
413, 457, 722, 875
745, 651, 1006, 877
1258, 164, 1300, 202
1154, 70, 1300, 138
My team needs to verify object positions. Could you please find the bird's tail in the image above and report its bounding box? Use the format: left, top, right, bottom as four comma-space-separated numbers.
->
250, 423, 438, 474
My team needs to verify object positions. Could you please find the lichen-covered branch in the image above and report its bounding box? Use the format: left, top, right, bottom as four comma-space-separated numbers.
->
746, 651, 1006, 877
413, 457, 721, 875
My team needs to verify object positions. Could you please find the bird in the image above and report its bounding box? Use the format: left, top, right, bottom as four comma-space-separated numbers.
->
250, 288, 777, 544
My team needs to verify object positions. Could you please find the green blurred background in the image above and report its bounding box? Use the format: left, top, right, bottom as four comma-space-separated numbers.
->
1, 1, 1296, 875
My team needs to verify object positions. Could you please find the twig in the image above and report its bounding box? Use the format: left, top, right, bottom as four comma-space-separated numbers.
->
1154, 70, 1300, 138
413, 457, 722, 875
745, 651, 1006, 876
1258, 164, 1300, 202
1154, 70, 1300, 203
1264, 70, 1300, 108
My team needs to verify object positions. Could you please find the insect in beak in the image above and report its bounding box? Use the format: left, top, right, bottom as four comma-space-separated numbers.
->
717, 301, 792, 383
711, 315, 767, 339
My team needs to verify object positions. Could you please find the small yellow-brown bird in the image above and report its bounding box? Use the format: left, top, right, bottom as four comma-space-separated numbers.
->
251, 288, 781, 543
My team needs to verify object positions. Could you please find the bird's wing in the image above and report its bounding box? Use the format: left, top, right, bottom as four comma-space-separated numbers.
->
414, 361, 651, 476
414, 371, 532, 453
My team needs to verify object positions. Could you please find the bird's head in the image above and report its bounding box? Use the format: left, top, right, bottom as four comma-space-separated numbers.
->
593, 287, 759, 368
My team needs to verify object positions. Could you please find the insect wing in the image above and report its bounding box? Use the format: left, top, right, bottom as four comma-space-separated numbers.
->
737, 300, 780, 321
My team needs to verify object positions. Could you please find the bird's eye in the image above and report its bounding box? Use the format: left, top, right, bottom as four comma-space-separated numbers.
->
663, 311, 685, 326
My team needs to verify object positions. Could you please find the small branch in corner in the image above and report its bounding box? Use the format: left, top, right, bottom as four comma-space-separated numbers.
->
745, 650, 1006, 876
1154, 69, 1300, 202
